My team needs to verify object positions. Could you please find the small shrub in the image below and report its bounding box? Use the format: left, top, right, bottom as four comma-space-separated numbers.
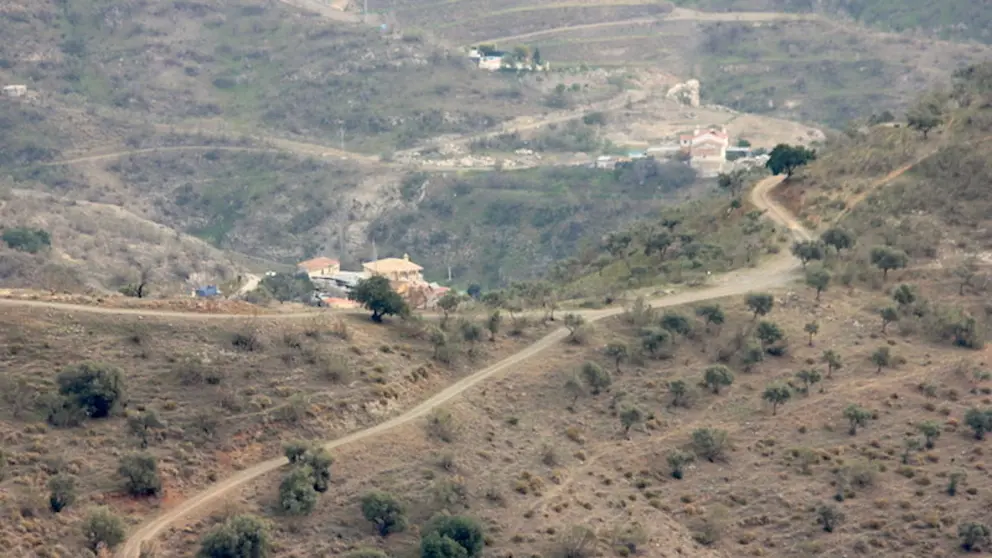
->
666, 450, 694, 479
816, 504, 844, 533
198, 514, 270, 558
82, 507, 126, 553
421, 514, 485, 557
691, 428, 729, 462
361, 491, 408, 536
279, 466, 318, 515
554, 525, 596, 558
580, 361, 611, 395
426, 408, 459, 443
118, 453, 162, 497
959, 522, 991, 552
47, 474, 77, 513
57, 362, 126, 419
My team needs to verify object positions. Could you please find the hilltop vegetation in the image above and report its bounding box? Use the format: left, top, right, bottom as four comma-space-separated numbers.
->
671, 0, 992, 44
370, 159, 701, 288
0, 0, 548, 155
778, 62, 992, 268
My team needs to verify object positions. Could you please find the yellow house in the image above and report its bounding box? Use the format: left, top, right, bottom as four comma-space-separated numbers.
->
362, 254, 424, 283
297, 257, 340, 278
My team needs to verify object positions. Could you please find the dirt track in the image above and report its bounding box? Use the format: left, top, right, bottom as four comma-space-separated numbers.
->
105, 174, 797, 557
468, 7, 819, 46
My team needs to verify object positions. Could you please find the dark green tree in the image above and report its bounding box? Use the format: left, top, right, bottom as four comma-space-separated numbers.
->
279, 466, 318, 515
48, 474, 77, 513
756, 321, 784, 348
843, 404, 872, 435
57, 362, 126, 419
820, 227, 854, 252
2, 227, 51, 253
669, 379, 688, 407
580, 361, 611, 395
198, 514, 270, 558
660, 311, 692, 336
870, 246, 909, 280
361, 490, 408, 536
791, 240, 825, 268
421, 515, 484, 558
880, 306, 899, 333
795, 369, 822, 394
746, 293, 774, 319
821, 350, 842, 378
871, 346, 892, 373
118, 452, 162, 497
695, 304, 725, 332
703, 365, 734, 394
82, 507, 126, 554
892, 284, 917, 307
762, 385, 791, 415
765, 144, 816, 177
958, 522, 991, 552
257, 272, 316, 303
667, 450, 694, 479
349, 276, 410, 322
964, 408, 992, 440
805, 267, 831, 301
804, 321, 820, 346
604, 342, 628, 373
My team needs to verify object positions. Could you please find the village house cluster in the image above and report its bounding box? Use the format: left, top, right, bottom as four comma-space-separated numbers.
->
594, 127, 754, 178
467, 44, 549, 72
297, 254, 450, 309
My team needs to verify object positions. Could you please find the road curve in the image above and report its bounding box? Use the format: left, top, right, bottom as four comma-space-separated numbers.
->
113, 174, 800, 558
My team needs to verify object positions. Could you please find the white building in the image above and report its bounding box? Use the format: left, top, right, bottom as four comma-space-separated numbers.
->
3, 85, 27, 98
679, 127, 730, 177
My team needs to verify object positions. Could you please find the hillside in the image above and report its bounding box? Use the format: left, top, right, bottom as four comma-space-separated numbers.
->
374, 1, 991, 127
0, 304, 553, 556
0, 0, 557, 155
669, 0, 992, 44
773, 62, 992, 271
0, 186, 247, 294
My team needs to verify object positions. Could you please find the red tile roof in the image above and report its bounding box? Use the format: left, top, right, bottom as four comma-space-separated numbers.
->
297, 257, 340, 271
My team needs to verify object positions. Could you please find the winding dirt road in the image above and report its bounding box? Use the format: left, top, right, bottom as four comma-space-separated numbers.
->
104, 174, 800, 557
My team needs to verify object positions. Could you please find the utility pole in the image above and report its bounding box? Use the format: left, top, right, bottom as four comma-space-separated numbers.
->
363, 0, 368, 23
339, 126, 345, 151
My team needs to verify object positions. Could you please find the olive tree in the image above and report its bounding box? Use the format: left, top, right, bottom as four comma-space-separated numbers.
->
703, 365, 734, 395
667, 450, 694, 479
118, 452, 162, 497
762, 385, 791, 415
843, 404, 872, 435
805, 267, 830, 301
746, 293, 774, 319
870, 246, 908, 280
198, 514, 270, 558
361, 490, 408, 536
82, 507, 126, 554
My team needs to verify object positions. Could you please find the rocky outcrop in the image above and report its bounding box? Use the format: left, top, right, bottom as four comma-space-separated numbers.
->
666, 79, 701, 107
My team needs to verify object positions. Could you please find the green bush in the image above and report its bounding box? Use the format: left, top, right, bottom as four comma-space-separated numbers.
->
82, 507, 126, 553
361, 490, 408, 536
2, 227, 51, 253
47, 474, 77, 513
56, 362, 126, 419
198, 514, 271, 558
421, 515, 484, 558
691, 428, 729, 462
279, 466, 318, 515
118, 453, 162, 497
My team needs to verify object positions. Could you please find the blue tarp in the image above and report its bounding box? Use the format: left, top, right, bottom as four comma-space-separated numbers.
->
195, 285, 219, 297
